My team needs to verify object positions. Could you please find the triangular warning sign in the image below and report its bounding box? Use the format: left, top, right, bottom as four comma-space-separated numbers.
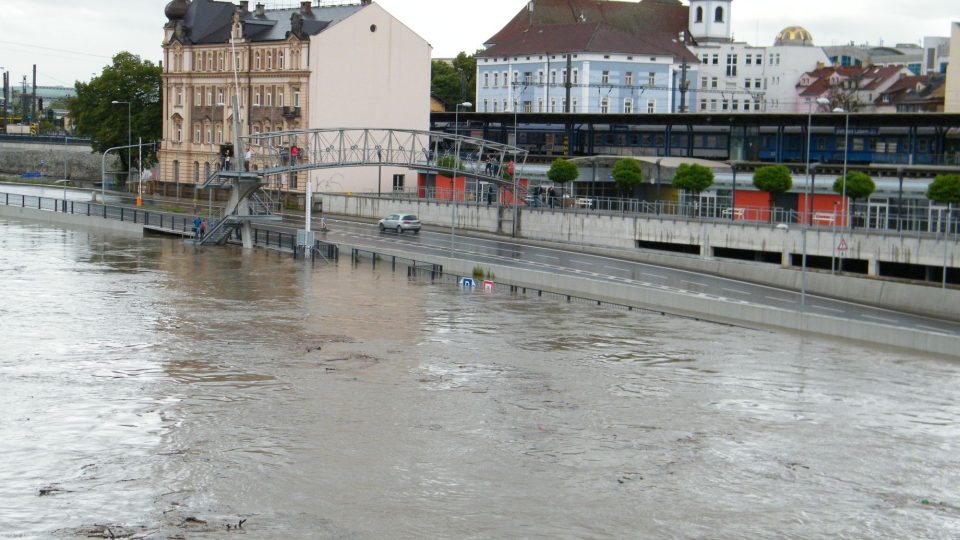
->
838, 238, 848, 251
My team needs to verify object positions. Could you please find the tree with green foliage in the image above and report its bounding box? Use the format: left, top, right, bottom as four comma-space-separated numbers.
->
547, 158, 579, 200
926, 174, 960, 206
431, 51, 478, 110
832, 171, 876, 201
671, 163, 714, 194
752, 165, 793, 194
611, 158, 644, 197
68, 52, 162, 188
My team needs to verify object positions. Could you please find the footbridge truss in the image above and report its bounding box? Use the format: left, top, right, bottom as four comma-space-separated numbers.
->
195, 128, 528, 248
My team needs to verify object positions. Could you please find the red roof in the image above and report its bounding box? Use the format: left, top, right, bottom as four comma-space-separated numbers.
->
479, 0, 694, 60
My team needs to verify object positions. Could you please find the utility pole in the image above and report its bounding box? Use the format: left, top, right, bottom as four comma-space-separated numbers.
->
31, 65, 37, 126
678, 31, 689, 113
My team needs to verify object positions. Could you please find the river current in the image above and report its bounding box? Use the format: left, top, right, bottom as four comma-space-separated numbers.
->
0, 218, 958, 539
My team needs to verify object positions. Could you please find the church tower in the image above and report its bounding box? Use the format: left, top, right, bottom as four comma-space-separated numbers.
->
689, 0, 733, 43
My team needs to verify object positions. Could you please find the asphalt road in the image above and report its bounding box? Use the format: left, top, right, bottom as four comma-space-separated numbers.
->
269, 213, 960, 338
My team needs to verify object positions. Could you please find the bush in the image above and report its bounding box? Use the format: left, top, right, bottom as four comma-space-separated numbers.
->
612, 158, 644, 193
753, 165, 793, 194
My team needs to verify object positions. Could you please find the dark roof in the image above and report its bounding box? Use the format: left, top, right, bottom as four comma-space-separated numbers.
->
180, 0, 363, 45
479, 0, 693, 60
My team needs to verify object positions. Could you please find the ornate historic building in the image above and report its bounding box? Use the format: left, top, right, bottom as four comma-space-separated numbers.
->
157, 0, 430, 194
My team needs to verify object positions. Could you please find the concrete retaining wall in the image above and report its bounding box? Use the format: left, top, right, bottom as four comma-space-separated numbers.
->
0, 141, 116, 180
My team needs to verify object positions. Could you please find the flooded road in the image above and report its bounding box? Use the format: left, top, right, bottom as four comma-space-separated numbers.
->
1, 218, 958, 539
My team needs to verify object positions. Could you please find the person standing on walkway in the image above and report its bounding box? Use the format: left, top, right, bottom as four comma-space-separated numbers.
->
290, 144, 299, 167
199, 219, 207, 239
244, 147, 253, 172
193, 215, 201, 237
224, 148, 232, 171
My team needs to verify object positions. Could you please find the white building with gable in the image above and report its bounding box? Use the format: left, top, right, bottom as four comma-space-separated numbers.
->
687, 0, 831, 113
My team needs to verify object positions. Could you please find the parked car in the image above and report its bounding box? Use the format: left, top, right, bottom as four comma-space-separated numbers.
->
378, 213, 421, 234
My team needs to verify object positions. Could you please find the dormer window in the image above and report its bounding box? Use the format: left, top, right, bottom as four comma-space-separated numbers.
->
714, 7, 724, 23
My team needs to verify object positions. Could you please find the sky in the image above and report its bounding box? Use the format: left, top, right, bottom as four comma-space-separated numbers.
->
0, 0, 956, 87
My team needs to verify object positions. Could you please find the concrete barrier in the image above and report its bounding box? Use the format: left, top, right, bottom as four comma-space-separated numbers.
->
0, 205, 143, 237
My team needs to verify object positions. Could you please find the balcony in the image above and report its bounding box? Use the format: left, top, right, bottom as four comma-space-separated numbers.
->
281, 106, 301, 119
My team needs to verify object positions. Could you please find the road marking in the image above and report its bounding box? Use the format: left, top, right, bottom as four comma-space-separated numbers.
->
812, 305, 844, 313
604, 265, 625, 272
570, 259, 595, 266
863, 314, 898, 324
535, 254, 560, 260
722, 287, 748, 295
765, 296, 792, 303
681, 280, 702, 287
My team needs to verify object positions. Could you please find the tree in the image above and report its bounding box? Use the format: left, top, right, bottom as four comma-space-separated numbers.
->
611, 158, 643, 197
926, 174, 960, 206
752, 165, 793, 194
832, 171, 875, 201
671, 163, 714, 194
547, 158, 579, 200
431, 51, 478, 110
68, 51, 162, 187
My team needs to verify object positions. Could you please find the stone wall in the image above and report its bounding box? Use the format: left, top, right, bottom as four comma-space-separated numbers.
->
0, 140, 118, 181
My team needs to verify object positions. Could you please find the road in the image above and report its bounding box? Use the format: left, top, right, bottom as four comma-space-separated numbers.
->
263, 213, 960, 338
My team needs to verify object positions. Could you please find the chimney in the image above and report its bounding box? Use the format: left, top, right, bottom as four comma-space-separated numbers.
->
300, 1, 311, 16
255, 3, 265, 17
239, 1, 249, 12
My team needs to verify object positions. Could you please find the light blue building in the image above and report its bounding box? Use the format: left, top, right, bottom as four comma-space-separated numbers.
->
476, 0, 699, 114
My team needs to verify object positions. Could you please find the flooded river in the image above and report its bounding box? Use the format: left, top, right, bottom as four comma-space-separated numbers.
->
1, 218, 958, 539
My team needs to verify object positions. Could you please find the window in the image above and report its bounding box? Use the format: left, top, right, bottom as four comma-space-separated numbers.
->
493, 100, 498, 113
626, 72, 633, 86
217, 88, 224, 105
745, 79, 751, 89
503, 72, 508, 87
175, 124, 182, 142
572, 98, 578, 112
524, 71, 532, 84
193, 162, 199, 182
712, 54, 719, 65
493, 72, 499, 87
513, 71, 519, 83
483, 73, 489, 87
745, 54, 752, 65
483, 98, 489, 112
701, 76, 708, 89
503, 99, 508, 111
217, 52, 224, 71
278, 91, 284, 107
206, 124, 213, 144
756, 55, 762, 66
255, 52, 261, 70
561, 69, 567, 83
700, 99, 707, 111
601, 97, 609, 114
602, 70, 610, 84
572, 69, 579, 84
562, 98, 567, 112
711, 77, 718, 88
207, 52, 213, 71
538, 98, 543, 112
538, 70, 543, 83
732, 100, 739, 111
624, 99, 633, 114
550, 98, 556, 112
715, 6, 724, 22
648, 72, 656, 86
194, 124, 201, 142
175, 87, 182, 106
206, 89, 212, 106
695, 6, 703, 23
266, 90, 272, 107
293, 89, 300, 107
195, 89, 201, 106
550, 70, 557, 84
254, 90, 261, 106
278, 51, 284, 69
216, 125, 222, 144
721, 100, 729, 111
726, 55, 738, 77
710, 99, 717, 111
267, 52, 273, 70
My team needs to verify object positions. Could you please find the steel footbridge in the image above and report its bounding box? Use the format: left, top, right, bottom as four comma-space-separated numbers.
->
195, 128, 528, 247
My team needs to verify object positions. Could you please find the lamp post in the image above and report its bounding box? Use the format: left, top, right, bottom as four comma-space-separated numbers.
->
111, 100, 131, 191
376, 147, 382, 197
451, 101, 472, 249
833, 106, 850, 272
801, 96, 830, 309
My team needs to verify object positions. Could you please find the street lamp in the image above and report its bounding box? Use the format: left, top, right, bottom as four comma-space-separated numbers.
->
111, 100, 131, 191
801, 96, 830, 308
451, 101, 472, 248
833, 106, 851, 272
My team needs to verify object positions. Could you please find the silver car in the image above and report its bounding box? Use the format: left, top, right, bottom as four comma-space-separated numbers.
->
378, 213, 421, 234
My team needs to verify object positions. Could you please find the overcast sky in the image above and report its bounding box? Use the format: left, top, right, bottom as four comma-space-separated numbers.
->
1, 0, 956, 87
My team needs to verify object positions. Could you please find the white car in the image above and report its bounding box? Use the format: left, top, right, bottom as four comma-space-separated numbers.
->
378, 213, 421, 234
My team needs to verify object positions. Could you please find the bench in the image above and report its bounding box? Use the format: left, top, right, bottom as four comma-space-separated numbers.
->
812, 212, 836, 225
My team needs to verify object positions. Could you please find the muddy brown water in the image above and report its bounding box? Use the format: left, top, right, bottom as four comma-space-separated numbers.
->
1, 219, 958, 539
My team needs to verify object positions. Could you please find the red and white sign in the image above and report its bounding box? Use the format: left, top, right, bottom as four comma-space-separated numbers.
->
837, 238, 848, 252
483, 280, 494, 292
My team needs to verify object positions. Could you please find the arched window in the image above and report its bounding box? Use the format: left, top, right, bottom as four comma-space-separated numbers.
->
193, 162, 200, 182
695, 7, 703, 23
714, 7, 724, 23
